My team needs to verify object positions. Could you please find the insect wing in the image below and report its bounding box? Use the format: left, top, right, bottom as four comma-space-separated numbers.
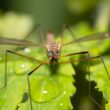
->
64, 32, 110, 45
0, 37, 39, 46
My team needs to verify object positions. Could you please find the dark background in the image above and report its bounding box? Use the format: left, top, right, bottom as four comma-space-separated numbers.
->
0, 0, 103, 32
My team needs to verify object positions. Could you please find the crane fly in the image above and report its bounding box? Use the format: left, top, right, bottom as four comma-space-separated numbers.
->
0, 24, 110, 110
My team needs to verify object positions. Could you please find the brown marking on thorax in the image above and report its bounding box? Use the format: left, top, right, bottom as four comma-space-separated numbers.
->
46, 32, 61, 59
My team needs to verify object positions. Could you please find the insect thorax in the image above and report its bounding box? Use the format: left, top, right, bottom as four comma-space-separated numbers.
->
46, 42, 61, 59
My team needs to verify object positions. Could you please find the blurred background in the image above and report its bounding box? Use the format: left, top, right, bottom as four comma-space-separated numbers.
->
0, 0, 110, 32
0, 0, 110, 110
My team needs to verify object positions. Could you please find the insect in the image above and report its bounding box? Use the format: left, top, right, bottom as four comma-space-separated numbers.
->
0, 24, 110, 110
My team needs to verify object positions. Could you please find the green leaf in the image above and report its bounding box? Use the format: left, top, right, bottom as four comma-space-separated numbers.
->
62, 22, 110, 56
29, 62, 76, 109
30, 75, 62, 102
0, 46, 76, 110
87, 56, 110, 109
106, 101, 110, 110
0, 89, 6, 109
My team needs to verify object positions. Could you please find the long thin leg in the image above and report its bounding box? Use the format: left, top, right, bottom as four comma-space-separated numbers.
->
63, 32, 110, 46
61, 24, 66, 46
59, 52, 110, 80
61, 24, 83, 51
0, 50, 44, 110
59, 51, 110, 79
0, 49, 43, 90
13, 24, 42, 51
87, 55, 110, 110
24, 24, 47, 56
23, 24, 41, 40
38, 26, 47, 54
61, 24, 77, 44
59, 52, 110, 110
23, 24, 46, 47
27, 63, 44, 110
24, 24, 45, 44
59, 51, 88, 59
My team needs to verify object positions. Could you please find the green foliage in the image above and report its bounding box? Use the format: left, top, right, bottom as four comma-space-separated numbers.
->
0, 47, 76, 110
65, 0, 100, 14
89, 56, 110, 110
0, 12, 110, 110
70, 22, 110, 110
61, 22, 110, 109
0, 12, 76, 109
0, 12, 32, 39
